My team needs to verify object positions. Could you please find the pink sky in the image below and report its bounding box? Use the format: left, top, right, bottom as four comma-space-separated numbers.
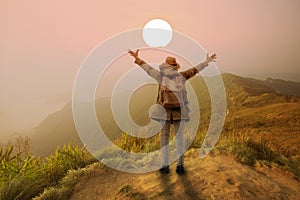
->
1, 0, 300, 136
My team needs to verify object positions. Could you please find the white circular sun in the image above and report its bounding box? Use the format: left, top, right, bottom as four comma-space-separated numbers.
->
142, 19, 173, 48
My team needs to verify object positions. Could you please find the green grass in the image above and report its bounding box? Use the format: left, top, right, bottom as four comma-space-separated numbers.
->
0, 171, 47, 200
0, 140, 96, 200
214, 130, 300, 179
42, 144, 95, 185
114, 129, 300, 180
114, 132, 161, 153
33, 162, 103, 200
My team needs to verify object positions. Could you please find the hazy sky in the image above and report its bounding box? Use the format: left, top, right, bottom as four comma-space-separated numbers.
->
1, 0, 300, 136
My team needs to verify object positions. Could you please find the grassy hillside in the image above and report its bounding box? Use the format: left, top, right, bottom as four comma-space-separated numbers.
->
29, 73, 300, 157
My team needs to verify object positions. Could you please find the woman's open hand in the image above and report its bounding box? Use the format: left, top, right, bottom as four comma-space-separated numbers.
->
128, 49, 139, 59
206, 53, 217, 63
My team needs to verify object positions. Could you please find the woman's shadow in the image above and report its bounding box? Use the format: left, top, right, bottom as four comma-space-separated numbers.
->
158, 169, 205, 200
158, 173, 173, 196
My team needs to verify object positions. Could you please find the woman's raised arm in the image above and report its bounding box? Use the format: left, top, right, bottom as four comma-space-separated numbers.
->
180, 53, 217, 80
128, 49, 161, 82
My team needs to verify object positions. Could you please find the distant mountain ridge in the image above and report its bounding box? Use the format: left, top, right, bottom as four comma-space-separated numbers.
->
30, 73, 300, 156
265, 77, 300, 96
222, 73, 300, 96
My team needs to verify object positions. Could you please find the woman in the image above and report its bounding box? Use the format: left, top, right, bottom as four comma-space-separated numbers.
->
128, 49, 217, 174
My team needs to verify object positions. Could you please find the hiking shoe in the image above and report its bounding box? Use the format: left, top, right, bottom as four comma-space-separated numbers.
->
159, 166, 170, 174
176, 165, 185, 174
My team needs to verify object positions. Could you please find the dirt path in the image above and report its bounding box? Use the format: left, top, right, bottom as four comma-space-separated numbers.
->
70, 150, 300, 200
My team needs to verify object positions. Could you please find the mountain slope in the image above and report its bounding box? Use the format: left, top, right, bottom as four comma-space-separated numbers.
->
30, 73, 300, 156
30, 102, 81, 155
265, 77, 300, 96
30, 98, 123, 156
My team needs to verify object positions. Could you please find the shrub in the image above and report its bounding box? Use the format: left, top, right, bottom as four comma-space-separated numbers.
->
0, 143, 95, 200
33, 162, 103, 200
42, 144, 95, 185
215, 130, 300, 179
114, 132, 160, 153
